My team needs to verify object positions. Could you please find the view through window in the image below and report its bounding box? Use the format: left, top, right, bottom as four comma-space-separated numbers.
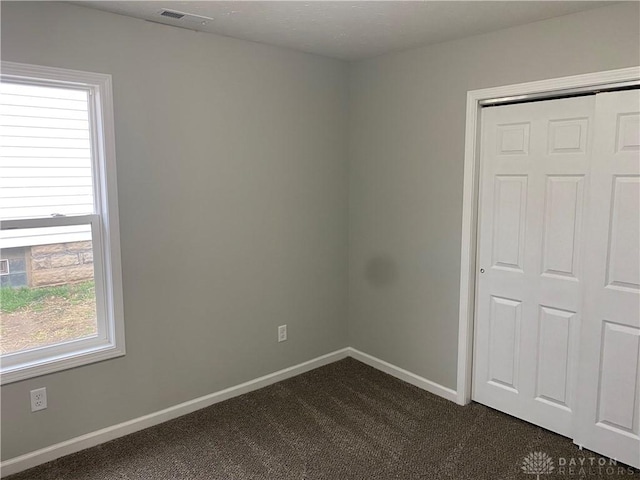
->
0, 82, 98, 355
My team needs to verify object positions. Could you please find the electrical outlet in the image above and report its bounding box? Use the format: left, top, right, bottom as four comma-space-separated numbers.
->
278, 325, 287, 342
30, 387, 47, 412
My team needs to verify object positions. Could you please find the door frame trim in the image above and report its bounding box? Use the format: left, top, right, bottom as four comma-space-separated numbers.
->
456, 66, 640, 406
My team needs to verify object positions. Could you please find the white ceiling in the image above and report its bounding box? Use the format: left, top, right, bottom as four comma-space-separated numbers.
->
73, 1, 611, 60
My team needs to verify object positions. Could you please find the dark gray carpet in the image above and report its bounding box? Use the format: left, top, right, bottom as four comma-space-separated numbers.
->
7, 358, 639, 479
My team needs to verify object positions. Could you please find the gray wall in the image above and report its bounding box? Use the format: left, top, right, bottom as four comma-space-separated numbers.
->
0, 2, 349, 460
348, 2, 640, 389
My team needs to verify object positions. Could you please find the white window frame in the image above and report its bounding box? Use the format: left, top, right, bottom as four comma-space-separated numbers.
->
0, 62, 125, 384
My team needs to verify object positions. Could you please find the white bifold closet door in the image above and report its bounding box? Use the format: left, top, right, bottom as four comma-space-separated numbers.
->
473, 90, 640, 468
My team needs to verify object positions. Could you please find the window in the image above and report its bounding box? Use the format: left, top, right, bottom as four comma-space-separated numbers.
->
0, 62, 124, 384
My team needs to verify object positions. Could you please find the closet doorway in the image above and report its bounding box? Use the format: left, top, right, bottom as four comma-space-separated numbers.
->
457, 68, 640, 468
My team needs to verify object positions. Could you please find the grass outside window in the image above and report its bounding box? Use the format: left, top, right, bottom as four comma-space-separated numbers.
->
0, 281, 97, 354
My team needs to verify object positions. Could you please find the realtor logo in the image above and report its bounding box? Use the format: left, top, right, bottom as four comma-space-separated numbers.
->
522, 451, 555, 479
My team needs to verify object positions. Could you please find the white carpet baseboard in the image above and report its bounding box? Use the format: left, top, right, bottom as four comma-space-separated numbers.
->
1, 347, 458, 477
347, 348, 458, 403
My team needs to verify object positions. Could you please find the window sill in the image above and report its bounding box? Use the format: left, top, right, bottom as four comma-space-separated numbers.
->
1, 342, 125, 385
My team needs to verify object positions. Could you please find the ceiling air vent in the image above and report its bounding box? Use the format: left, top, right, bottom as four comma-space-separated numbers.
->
155, 9, 213, 27
160, 9, 185, 20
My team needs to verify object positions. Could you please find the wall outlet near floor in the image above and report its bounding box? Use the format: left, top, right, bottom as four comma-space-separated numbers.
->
30, 387, 47, 412
278, 325, 287, 342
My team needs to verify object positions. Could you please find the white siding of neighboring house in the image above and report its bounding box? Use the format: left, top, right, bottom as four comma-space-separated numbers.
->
0, 82, 93, 248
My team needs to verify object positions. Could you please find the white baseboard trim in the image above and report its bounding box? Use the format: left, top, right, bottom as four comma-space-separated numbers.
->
347, 348, 458, 403
0, 348, 350, 478
1, 347, 459, 477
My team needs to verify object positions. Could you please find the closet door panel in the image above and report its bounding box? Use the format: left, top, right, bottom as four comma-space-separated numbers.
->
574, 90, 640, 469
473, 96, 594, 437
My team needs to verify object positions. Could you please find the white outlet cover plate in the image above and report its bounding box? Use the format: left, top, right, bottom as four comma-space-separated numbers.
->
30, 387, 47, 412
278, 325, 287, 342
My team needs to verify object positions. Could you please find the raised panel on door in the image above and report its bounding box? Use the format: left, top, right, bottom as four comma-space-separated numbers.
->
497, 122, 530, 155
492, 176, 527, 271
574, 90, 640, 469
488, 296, 522, 391
597, 322, 640, 435
473, 96, 594, 438
606, 177, 640, 291
548, 118, 589, 155
535, 306, 575, 409
541, 176, 584, 279
616, 113, 640, 152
